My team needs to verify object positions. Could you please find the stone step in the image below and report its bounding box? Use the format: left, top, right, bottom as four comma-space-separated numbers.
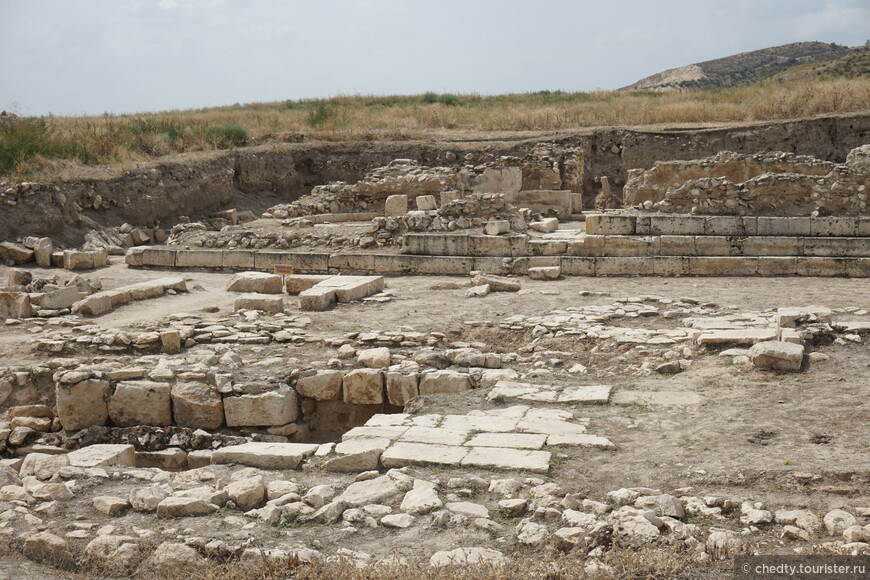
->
128, 247, 870, 277
585, 213, 870, 237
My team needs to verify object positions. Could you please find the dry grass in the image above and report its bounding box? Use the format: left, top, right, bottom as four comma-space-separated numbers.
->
2, 76, 869, 181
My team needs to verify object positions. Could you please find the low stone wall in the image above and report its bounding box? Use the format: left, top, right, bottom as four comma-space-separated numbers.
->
50, 366, 477, 437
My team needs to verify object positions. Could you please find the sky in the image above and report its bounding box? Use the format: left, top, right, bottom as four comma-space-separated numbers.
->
1, 0, 868, 116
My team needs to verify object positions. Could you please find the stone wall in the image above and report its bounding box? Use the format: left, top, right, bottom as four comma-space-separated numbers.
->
624, 146, 870, 215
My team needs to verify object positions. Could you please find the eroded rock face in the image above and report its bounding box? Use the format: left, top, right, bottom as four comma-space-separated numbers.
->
624, 148, 870, 216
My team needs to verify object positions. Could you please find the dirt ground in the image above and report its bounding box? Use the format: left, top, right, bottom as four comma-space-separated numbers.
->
2, 259, 869, 578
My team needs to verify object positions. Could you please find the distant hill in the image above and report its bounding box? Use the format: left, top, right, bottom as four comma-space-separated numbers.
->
623, 41, 864, 91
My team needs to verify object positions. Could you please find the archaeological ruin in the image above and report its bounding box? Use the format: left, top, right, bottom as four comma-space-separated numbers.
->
0, 113, 869, 577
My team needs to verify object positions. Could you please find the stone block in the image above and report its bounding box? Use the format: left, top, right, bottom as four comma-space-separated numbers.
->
508, 190, 572, 218
221, 250, 256, 269
468, 235, 512, 257
749, 341, 804, 371
472, 167, 522, 194
234, 294, 284, 313
227, 271, 283, 293
415, 195, 438, 211
56, 379, 110, 431
419, 370, 471, 394
381, 442, 468, 468
402, 234, 469, 256
811, 217, 858, 237
33, 238, 53, 268
659, 236, 698, 256
108, 381, 172, 427
604, 235, 658, 257
704, 216, 748, 236
342, 369, 384, 405
0, 292, 32, 319
756, 217, 811, 237
652, 257, 690, 276
385, 195, 408, 217
742, 237, 801, 256
223, 388, 298, 427
796, 257, 845, 276
595, 257, 647, 275
483, 220, 510, 235
67, 444, 135, 468
0, 242, 34, 265
697, 329, 779, 346
528, 266, 560, 280
72, 293, 113, 316
471, 273, 520, 292
325, 438, 390, 472
461, 447, 551, 473
648, 215, 705, 235
527, 240, 567, 256
584, 214, 635, 235
37, 286, 80, 310
295, 370, 343, 401
175, 250, 222, 268
285, 275, 332, 294
328, 253, 375, 272
386, 372, 419, 406
528, 218, 559, 233
62, 250, 94, 270
212, 442, 319, 469
559, 257, 596, 275
298, 286, 335, 311
171, 382, 224, 429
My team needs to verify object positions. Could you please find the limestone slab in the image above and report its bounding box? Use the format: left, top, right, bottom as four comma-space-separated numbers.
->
465, 432, 547, 449
398, 426, 468, 446
460, 447, 551, 474
380, 442, 469, 468
67, 444, 135, 468
212, 442, 319, 469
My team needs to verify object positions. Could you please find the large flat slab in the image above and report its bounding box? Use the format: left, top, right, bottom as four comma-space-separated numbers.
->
464, 432, 547, 449
398, 426, 468, 446
380, 442, 469, 468
696, 329, 778, 345
211, 442, 318, 469
67, 444, 135, 468
460, 447, 551, 473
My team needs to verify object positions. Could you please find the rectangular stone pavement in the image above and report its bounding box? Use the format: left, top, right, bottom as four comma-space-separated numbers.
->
464, 432, 547, 449
487, 380, 611, 404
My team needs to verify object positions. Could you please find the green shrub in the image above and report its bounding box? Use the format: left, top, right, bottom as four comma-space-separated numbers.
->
203, 123, 248, 148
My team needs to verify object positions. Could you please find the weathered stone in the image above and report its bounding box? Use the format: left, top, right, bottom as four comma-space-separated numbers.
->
335, 475, 402, 507
234, 293, 285, 313
824, 509, 857, 536
34, 237, 54, 268
226, 476, 265, 510
67, 444, 135, 468
749, 341, 804, 371
227, 272, 283, 294
342, 368, 384, 405
0, 242, 34, 265
295, 370, 343, 401
23, 532, 75, 570
528, 266, 561, 280
400, 482, 442, 514
419, 370, 470, 394
357, 347, 391, 368
415, 195, 437, 211
461, 447, 551, 473
471, 273, 520, 292
324, 438, 389, 472
0, 291, 33, 319
385, 194, 408, 217
108, 381, 172, 427
224, 388, 298, 427
130, 486, 171, 512
156, 496, 218, 517
56, 379, 110, 431
93, 495, 129, 516
171, 382, 224, 429
385, 371, 419, 406
212, 442, 319, 469
381, 442, 468, 468
140, 542, 206, 574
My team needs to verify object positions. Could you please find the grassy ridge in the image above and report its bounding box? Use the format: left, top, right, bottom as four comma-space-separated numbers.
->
2, 76, 869, 180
